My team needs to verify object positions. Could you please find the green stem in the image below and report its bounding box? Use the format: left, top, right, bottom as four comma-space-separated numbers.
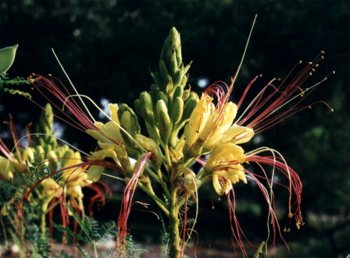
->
40, 211, 46, 239
161, 143, 172, 170
146, 167, 171, 198
168, 187, 181, 258
138, 183, 169, 216
0, 216, 8, 249
93, 242, 99, 258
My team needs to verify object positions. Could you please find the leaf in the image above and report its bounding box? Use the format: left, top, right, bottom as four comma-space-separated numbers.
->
0, 44, 19, 74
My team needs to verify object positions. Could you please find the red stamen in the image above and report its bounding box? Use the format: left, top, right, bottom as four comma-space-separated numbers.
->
227, 189, 250, 258
88, 181, 112, 216
0, 138, 11, 159
235, 54, 327, 133
247, 155, 303, 227
29, 74, 96, 132
114, 152, 152, 257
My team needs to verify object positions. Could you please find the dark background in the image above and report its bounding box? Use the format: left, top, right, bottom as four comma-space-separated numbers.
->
1, 0, 349, 257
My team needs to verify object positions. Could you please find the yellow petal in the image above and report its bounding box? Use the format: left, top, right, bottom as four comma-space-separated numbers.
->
105, 121, 123, 142
0, 156, 13, 180
67, 185, 83, 199
86, 129, 108, 142
201, 102, 237, 149
91, 147, 118, 163
205, 143, 245, 171
184, 94, 213, 148
221, 125, 254, 145
212, 174, 232, 195
41, 178, 60, 197
109, 103, 119, 123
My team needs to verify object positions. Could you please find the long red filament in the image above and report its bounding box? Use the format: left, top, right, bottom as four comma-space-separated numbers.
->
114, 152, 152, 257
30, 74, 96, 132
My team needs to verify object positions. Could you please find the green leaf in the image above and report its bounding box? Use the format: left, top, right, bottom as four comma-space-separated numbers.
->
0, 44, 19, 74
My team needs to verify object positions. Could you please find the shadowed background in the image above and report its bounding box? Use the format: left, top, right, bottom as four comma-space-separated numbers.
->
1, 0, 349, 257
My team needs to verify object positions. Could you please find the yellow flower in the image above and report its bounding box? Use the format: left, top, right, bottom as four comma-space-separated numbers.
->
200, 101, 238, 148
41, 178, 61, 198
86, 103, 123, 144
205, 143, 247, 195
62, 150, 90, 188
184, 92, 254, 156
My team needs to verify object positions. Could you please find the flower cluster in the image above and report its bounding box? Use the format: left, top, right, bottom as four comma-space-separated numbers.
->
27, 26, 331, 258
0, 104, 105, 238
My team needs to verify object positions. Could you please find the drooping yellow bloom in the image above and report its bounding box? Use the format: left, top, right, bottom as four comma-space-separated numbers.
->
40, 178, 61, 199
61, 150, 91, 202
204, 143, 247, 195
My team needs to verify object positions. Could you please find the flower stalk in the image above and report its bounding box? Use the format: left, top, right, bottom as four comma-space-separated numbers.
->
169, 187, 181, 258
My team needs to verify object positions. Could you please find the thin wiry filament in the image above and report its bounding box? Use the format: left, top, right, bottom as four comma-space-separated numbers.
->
185, 176, 199, 247
227, 188, 250, 258
51, 49, 96, 123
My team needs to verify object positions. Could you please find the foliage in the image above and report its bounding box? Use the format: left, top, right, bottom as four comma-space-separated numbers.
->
0, 44, 31, 98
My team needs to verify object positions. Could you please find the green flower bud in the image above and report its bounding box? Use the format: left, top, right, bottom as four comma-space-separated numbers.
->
157, 91, 168, 104
145, 121, 161, 143
172, 85, 184, 99
134, 99, 142, 117
169, 51, 178, 77
181, 75, 188, 87
165, 77, 174, 96
135, 134, 162, 169
173, 68, 184, 86
183, 93, 199, 121
170, 97, 184, 124
159, 59, 170, 87
137, 91, 155, 123
156, 99, 171, 143
183, 89, 191, 101
161, 27, 181, 66
157, 27, 191, 95
34, 103, 57, 149
118, 104, 140, 136
114, 144, 133, 173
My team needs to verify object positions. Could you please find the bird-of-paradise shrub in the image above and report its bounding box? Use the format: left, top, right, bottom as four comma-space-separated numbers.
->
0, 103, 109, 255
28, 18, 333, 258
